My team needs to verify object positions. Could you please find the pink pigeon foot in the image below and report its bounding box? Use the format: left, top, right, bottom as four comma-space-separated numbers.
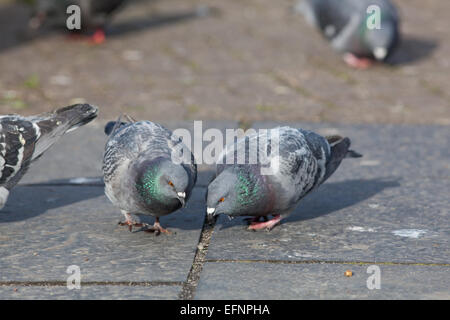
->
248, 214, 282, 231
343, 53, 373, 69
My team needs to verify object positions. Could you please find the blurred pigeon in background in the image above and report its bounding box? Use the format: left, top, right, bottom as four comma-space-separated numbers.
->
206, 127, 362, 231
0, 103, 98, 209
103, 118, 197, 235
295, 0, 400, 68
29, 0, 127, 43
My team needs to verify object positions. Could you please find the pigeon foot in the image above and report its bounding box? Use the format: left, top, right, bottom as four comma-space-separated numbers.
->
118, 220, 145, 232
244, 216, 269, 225
248, 215, 282, 231
343, 53, 373, 69
144, 218, 172, 236
118, 212, 144, 232
90, 29, 106, 45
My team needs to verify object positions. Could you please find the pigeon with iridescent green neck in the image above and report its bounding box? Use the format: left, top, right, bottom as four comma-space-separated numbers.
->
295, 0, 400, 68
206, 127, 362, 231
103, 118, 197, 235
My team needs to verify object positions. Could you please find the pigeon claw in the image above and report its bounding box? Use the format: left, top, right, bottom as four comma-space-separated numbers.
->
247, 215, 282, 231
118, 220, 145, 232
144, 219, 172, 236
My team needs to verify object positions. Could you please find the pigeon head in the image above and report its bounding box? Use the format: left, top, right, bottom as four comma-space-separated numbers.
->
364, 20, 399, 61
135, 159, 189, 208
206, 167, 267, 221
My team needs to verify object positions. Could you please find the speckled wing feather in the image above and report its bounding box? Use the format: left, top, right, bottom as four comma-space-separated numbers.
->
0, 116, 40, 189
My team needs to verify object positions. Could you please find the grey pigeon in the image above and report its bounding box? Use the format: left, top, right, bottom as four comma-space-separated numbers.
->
295, 0, 400, 68
29, 0, 126, 41
102, 118, 197, 235
206, 127, 362, 231
0, 103, 98, 209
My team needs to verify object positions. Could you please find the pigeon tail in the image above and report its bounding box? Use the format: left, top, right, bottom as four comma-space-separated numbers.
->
322, 136, 362, 182
32, 103, 98, 160
104, 114, 134, 135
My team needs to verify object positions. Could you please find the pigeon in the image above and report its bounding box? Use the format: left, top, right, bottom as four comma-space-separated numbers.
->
29, 0, 127, 43
206, 127, 362, 231
102, 118, 197, 235
295, 0, 400, 68
0, 103, 98, 209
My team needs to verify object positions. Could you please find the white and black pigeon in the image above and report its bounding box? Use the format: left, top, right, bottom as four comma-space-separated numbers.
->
29, 0, 127, 43
295, 0, 400, 68
0, 103, 98, 209
102, 117, 197, 235
206, 127, 362, 231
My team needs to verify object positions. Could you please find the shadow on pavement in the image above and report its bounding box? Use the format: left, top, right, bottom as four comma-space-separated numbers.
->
1, 176, 205, 231
387, 36, 438, 65
0, 184, 105, 223
287, 177, 401, 223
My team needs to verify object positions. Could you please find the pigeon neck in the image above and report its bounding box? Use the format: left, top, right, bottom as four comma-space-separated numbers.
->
135, 166, 164, 205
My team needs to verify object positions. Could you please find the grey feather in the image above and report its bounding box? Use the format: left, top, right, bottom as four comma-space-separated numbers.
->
102, 120, 197, 220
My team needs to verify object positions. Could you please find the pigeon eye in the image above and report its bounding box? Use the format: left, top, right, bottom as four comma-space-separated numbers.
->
219, 197, 225, 203
168, 181, 174, 187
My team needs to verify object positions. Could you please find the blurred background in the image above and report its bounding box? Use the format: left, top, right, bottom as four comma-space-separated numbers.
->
0, 0, 448, 125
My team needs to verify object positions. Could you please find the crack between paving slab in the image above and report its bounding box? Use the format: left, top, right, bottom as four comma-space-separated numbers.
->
204, 259, 450, 267
0, 281, 183, 287
178, 214, 216, 300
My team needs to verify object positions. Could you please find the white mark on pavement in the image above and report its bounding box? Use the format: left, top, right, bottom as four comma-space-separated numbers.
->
347, 226, 376, 232
392, 229, 427, 239
68, 177, 102, 184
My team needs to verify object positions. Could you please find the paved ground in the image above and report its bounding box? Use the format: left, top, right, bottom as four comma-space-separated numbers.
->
0, 0, 449, 125
0, 122, 448, 299
0, 0, 449, 299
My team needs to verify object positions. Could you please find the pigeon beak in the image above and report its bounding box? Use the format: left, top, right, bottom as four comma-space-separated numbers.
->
206, 207, 216, 223
177, 192, 186, 207
373, 47, 387, 61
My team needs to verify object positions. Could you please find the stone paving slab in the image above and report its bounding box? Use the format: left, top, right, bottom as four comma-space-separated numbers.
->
207, 178, 449, 263
195, 262, 450, 300
19, 123, 107, 185
251, 122, 450, 180
0, 285, 180, 300
0, 185, 205, 283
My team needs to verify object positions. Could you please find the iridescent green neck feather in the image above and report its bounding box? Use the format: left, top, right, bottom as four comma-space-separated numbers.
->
136, 167, 163, 205
235, 171, 262, 207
